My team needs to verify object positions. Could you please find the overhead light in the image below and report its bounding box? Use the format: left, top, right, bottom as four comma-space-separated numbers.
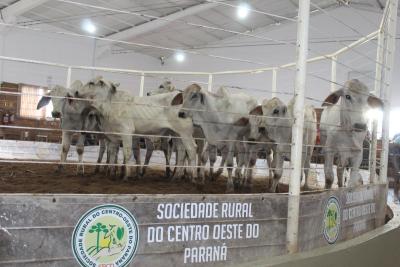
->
237, 3, 250, 19
174, 52, 185, 62
82, 19, 96, 34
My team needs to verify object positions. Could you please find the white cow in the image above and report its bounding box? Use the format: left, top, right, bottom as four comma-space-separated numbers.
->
247, 97, 317, 192
36, 81, 100, 175
320, 79, 382, 188
172, 84, 257, 192
76, 77, 197, 181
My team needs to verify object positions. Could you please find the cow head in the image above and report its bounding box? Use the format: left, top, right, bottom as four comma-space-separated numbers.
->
78, 76, 120, 100
147, 81, 177, 96
245, 105, 264, 142
81, 106, 103, 132
36, 85, 67, 118
171, 83, 204, 119
259, 97, 291, 144
322, 79, 383, 132
36, 80, 84, 119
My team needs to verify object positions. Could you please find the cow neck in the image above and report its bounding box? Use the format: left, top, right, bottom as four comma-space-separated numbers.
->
193, 93, 234, 144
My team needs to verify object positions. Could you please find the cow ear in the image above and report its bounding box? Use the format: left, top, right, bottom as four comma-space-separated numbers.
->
171, 93, 183, 106
200, 93, 205, 104
37, 96, 51, 110
322, 89, 343, 106
234, 117, 249, 126
368, 95, 383, 109
110, 84, 117, 94
250, 105, 263, 115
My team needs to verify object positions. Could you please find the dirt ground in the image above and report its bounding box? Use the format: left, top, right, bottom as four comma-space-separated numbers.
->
0, 162, 290, 194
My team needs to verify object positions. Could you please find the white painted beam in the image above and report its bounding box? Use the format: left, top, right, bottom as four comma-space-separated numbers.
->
0, 0, 50, 23
96, 2, 218, 59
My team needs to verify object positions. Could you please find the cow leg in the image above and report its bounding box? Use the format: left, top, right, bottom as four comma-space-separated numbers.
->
132, 138, 142, 178
171, 137, 196, 183
324, 151, 335, 189
214, 145, 228, 179
302, 146, 313, 191
266, 148, 274, 179
141, 138, 153, 177
234, 142, 246, 189
107, 141, 119, 178
225, 146, 235, 193
164, 138, 175, 178
76, 134, 86, 176
394, 176, 400, 203
95, 138, 106, 174
208, 145, 217, 180
105, 141, 112, 176
196, 139, 205, 177
180, 136, 197, 183
269, 148, 283, 193
337, 165, 345, 187
56, 131, 72, 174
244, 148, 258, 193
171, 140, 186, 180
122, 136, 133, 181
348, 154, 363, 187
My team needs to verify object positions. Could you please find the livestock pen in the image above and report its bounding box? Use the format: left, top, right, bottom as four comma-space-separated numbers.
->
0, 0, 398, 266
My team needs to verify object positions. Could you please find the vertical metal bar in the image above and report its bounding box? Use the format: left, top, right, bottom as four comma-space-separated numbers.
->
272, 68, 277, 97
286, 0, 310, 254
380, 0, 398, 184
66, 67, 72, 88
330, 56, 337, 92
207, 74, 213, 92
369, 30, 384, 184
139, 72, 145, 97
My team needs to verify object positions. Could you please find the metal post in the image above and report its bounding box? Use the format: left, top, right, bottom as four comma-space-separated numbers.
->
66, 67, 72, 88
369, 30, 384, 184
380, 0, 398, 184
330, 56, 337, 92
286, 0, 310, 254
272, 68, 277, 98
207, 74, 213, 92
139, 72, 145, 97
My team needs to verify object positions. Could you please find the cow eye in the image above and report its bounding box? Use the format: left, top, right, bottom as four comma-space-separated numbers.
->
345, 95, 351, 100
273, 109, 279, 115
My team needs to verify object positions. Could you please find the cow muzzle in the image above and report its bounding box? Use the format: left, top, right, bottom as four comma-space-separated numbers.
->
52, 111, 61, 118
248, 138, 256, 142
178, 111, 186, 118
353, 123, 367, 132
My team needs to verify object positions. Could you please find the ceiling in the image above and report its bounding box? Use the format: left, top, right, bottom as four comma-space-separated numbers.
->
0, 0, 393, 59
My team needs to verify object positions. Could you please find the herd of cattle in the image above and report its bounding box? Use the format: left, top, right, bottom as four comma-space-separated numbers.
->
36, 77, 382, 193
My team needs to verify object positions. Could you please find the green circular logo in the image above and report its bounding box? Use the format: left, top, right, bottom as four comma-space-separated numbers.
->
72, 204, 139, 267
323, 196, 341, 244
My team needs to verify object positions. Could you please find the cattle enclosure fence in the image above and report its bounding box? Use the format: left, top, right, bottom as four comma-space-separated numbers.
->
0, 0, 398, 262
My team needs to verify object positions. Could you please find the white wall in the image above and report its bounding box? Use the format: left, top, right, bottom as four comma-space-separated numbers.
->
0, 25, 160, 95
